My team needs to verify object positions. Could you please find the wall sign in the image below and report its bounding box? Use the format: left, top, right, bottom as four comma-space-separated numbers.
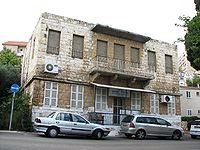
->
109, 88, 130, 98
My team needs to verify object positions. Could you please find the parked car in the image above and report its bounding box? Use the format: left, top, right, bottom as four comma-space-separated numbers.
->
34, 111, 111, 139
190, 120, 200, 139
120, 115, 184, 140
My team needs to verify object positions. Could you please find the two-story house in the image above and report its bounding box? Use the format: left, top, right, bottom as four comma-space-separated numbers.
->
180, 86, 200, 117
22, 12, 181, 125
2, 41, 28, 57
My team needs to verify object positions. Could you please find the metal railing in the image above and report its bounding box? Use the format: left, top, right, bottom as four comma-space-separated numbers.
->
91, 56, 155, 79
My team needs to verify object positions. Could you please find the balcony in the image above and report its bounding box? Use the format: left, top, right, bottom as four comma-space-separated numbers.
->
90, 56, 155, 81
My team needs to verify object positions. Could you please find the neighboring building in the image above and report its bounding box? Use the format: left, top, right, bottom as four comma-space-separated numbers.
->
180, 86, 200, 117
2, 41, 28, 57
22, 12, 181, 125
178, 51, 198, 86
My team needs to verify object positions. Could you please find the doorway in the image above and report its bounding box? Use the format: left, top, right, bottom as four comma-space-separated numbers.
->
113, 98, 125, 124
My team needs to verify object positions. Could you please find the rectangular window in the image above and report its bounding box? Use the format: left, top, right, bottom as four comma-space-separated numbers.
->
165, 54, 173, 74
72, 35, 84, 59
168, 96, 176, 115
97, 40, 107, 57
114, 44, 125, 60
43, 81, 58, 107
71, 85, 84, 109
186, 91, 191, 98
96, 87, 107, 111
198, 110, 200, 115
114, 44, 125, 70
148, 51, 156, 72
131, 47, 140, 67
47, 29, 61, 55
187, 109, 192, 116
150, 94, 159, 114
196, 92, 200, 96
131, 92, 141, 111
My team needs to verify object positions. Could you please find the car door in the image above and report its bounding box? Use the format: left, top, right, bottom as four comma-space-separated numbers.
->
71, 114, 92, 135
55, 112, 73, 134
145, 117, 161, 136
155, 118, 173, 136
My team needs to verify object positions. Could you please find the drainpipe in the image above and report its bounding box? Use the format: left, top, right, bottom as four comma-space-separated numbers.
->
93, 85, 96, 112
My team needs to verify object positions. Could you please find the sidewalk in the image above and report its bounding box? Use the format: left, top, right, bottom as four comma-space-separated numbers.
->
104, 125, 121, 137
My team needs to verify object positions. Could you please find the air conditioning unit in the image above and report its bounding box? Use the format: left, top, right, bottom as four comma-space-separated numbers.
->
160, 95, 172, 103
44, 60, 59, 74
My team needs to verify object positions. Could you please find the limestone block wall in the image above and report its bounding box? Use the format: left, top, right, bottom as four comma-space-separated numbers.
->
145, 39, 179, 94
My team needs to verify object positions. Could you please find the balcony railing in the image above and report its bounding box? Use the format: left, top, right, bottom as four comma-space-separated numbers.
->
90, 56, 155, 80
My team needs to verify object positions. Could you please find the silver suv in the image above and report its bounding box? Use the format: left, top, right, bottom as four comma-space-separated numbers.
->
120, 115, 184, 140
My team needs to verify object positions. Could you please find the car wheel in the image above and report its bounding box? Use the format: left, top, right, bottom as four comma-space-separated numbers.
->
93, 130, 103, 139
172, 130, 181, 140
125, 133, 133, 138
191, 135, 197, 139
136, 130, 146, 139
47, 127, 58, 138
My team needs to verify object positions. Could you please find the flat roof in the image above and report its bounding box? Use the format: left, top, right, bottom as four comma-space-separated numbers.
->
92, 24, 151, 43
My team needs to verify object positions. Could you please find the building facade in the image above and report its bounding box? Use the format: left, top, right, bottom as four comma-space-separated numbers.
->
2, 41, 28, 57
178, 51, 199, 86
180, 86, 200, 117
22, 12, 181, 125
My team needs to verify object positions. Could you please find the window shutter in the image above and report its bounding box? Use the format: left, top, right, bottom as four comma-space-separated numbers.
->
165, 55, 173, 74
72, 35, 84, 58
114, 44, 124, 60
47, 30, 60, 55
148, 51, 156, 66
131, 47, 139, 63
97, 40, 107, 57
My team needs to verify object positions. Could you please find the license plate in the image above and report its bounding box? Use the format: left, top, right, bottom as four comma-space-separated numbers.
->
194, 126, 200, 128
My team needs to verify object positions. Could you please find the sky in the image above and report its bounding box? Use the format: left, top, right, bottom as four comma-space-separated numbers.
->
0, 0, 196, 55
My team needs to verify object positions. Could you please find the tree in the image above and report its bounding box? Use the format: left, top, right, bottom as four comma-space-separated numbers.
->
0, 93, 32, 131
0, 48, 21, 98
176, 1, 200, 71
0, 48, 21, 66
194, 0, 200, 11
186, 75, 200, 87
185, 12, 200, 70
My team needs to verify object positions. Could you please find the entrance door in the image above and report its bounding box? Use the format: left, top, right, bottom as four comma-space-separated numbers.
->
113, 98, 124, 124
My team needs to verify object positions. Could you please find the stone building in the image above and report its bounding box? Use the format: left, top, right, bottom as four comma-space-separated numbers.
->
22, 12, 181, 125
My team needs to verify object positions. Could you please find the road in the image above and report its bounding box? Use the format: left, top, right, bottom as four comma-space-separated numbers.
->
0, 131, 199, 150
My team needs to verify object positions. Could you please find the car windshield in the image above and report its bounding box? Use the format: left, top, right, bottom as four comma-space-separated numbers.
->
47, 112, 56, 118
191, 121, 200, 125
122, 115, 134, 123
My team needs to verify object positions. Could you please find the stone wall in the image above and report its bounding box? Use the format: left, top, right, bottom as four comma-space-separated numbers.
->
22, 12, 181, 123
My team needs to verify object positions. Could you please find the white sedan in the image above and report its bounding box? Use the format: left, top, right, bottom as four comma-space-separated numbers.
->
34, 111, 111, 139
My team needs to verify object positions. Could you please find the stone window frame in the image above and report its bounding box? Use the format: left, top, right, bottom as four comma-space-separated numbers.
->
130, 47, 140, 67
46, 29, 61, 55
150, 94, 159, 114
96, 39, 108, 57
70, 84, 84, 109
165, 54, 173, 74
148, 50, 156, 72
43, 81, 58, 107
95, 87, 107, 111
72, 34, 84, 59
131, 91, 141, 111
168, 96, 176, 115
